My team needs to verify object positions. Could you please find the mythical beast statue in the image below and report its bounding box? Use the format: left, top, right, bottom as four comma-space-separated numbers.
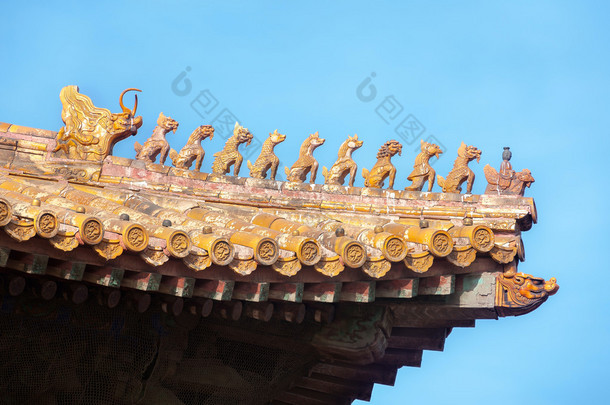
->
53, 85, 142, 161
212, 122, 253, 176
496, 268, 558, 317
134, 112, 179, 164
405, 139, 443, 192
285, 132, 326, 183
437, 142, 481, 194
247, 129, 286, 180
361, 140, 402, 189
170, 125, 214, 171
322, 134, 363, 187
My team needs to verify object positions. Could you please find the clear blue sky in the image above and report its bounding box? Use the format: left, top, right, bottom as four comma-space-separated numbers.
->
1, 1, 608, 404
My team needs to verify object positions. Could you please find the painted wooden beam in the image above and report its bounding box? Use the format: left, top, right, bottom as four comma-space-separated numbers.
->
376, 279, 418, 299
192, 279, 234, 301
303, 283, 341, 303
295, 374, 373, 402
0, 247, 10, 267
6, 253, 48, 275
82, 266, 124, 288
158, 276, 194, 298
340, 281, 375, 303
46, 259, 86, 281
418, 275, 455, 295
273, 387, 352, 405
232, 282, 269, 302
268, 282, 303, 302
121, 271, 161, 292
391, 318, 476, 328
309, 362, 397, 386
377, 348, 423, 367
387, 327, 447, 351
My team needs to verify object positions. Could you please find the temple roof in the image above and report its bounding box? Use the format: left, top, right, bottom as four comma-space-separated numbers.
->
0, 86, 558, 404
0, 121, 536, 278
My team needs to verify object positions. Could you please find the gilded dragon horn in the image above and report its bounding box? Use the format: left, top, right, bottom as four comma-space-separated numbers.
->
119, 88, 142, 115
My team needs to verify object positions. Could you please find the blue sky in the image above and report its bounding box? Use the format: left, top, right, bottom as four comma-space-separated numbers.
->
1, 1, 608, 404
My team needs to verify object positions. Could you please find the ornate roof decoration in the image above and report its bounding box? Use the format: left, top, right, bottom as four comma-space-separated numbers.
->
0, 86, 556, 404
437, 142, 481, 193
361, 140, 402, 189
495, 265, 559, 317
212, 122, 253, 176
323, 134, 363, 187
170, 124, 214, 171
247, 129, 285, 180
484, 146, 535, 196
405, 139, 442, 192
53, 85, 142, 161
285, 131, 325, 183
134, 112, 179, 164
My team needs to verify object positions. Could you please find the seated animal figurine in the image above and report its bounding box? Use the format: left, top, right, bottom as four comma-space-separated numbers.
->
211, 122, 253, 176
361, 140, 402, 189
134, 112, 179, 164
405, 139, 443, 192
247, 129, 286, 180
284, 132, 325, 183
322, 134, 363, 187
170, 124, 214, 171
437, 142, 481, 193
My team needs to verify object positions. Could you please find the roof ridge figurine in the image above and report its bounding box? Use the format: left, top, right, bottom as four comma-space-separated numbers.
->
322, 134, 363, 186
437, 142, 481, 193
285, 131, 325, 183
247, 129, 286, 180
484, 147, 535, 196
211, 122, 253, 176
170, 124, 214, 171
405, 139, 443, 192
53, 85, 142, 161
134, 112, 179, 164
361, 140, 402, 189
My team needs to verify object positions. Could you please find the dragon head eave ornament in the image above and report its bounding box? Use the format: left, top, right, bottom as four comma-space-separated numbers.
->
53, 85, 143, 161
495, 269, 559, 317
